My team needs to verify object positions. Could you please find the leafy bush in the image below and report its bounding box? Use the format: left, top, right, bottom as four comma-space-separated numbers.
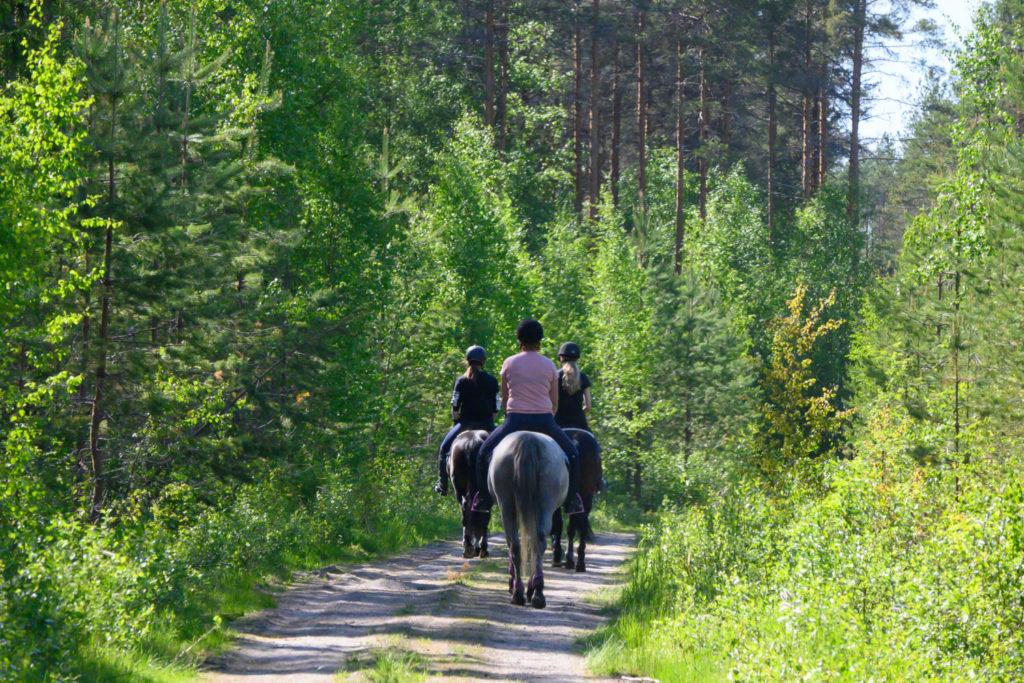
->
592, 449, 1024, 682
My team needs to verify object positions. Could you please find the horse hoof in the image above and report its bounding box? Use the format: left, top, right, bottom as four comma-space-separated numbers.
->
564, 559, 575, 571
463, 546, 475, 559
511, 590, 526, 606
479, 548, 489, 559
575, 563, 586, 573
551, 558, 562, 567
531, 592, 546, 609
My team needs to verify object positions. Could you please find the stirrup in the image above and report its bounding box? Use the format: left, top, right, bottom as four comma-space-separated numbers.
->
565, 493, 585, 515
471, 490, 492, 512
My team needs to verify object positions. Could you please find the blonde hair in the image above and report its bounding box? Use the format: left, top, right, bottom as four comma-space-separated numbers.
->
464, 360, 482, 380
561, 359, 581, 395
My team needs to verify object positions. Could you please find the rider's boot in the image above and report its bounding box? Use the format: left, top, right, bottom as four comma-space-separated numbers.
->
472, 453, 493, 510
434, 453, 449, 495
563, 455, 585, 515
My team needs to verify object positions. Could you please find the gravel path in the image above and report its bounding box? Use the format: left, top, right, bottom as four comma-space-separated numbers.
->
202, 531, 634, 682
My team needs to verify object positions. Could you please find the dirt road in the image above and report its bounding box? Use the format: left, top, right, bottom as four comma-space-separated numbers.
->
203, 531, 634, 682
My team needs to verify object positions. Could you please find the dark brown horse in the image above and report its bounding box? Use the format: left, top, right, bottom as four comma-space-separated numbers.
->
448, 429, 492, 558
550, 428, 601, 572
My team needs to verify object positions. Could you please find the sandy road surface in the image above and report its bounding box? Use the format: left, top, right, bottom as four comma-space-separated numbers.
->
203, 531, 634, 682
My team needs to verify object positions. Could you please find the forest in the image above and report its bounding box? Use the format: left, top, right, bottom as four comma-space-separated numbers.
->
1, 0, 1022, 680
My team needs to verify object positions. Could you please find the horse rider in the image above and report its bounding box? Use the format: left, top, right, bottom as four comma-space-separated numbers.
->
473, 319, 585, 515
555, 341, 607, 494
554, 342, 591, 431
434, 345, 499, 496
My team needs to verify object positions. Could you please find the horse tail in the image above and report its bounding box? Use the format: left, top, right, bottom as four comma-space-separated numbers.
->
512, 435, 543, 580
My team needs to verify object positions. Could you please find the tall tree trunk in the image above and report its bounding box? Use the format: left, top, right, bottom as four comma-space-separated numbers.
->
635, 4, 647, 210
89, 222, 113, 522
720, 79, 732, 151
496, 0, 509, 152
953, 221, 963, 494
89, 88, 118, 522
847, 0, 866, 219
573, 0, 584, 216
180, 14, 195, 191
611, 41, 621, 206
76, 257, 91, 479
683, 401, 693, 465
817, 86, 827, 187
484, 0, 495, 127
767, 28, 777, 241
633, 458, 642, 502
674, 37, 686, 274
698, 45, 709, 221
802, 2, 814, 197
588, 0, 600, 219
803, 91, 813, 196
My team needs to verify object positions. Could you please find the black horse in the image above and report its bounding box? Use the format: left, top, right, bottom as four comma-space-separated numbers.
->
550, 428, 601, 572
448, 429, 492, 558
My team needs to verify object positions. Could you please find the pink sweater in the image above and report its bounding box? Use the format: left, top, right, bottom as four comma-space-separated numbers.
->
501, 351, 558, 414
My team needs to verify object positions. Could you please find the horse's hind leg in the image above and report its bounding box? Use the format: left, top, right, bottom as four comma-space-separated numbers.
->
564, 517, 577, 570
478, 512, 490, 558
458, 496, 475, 558
501, 505, 525, 605
575, 496, 593, 572
509, 541, 526, 605
462, 515, 475, 558
575, 522, 587, 572
528, 527, 547, 609
551, 509, 564, 567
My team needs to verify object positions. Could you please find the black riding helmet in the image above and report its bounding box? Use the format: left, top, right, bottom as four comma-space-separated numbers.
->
558, 341, 581, 359
515, 318, 544, 345
465, 345, 486, 363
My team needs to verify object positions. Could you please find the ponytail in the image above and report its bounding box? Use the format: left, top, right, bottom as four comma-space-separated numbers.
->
464, 360, 482, 380
561, 359, 581, 395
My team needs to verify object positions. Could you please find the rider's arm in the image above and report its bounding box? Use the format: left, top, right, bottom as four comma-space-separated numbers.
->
549, 368, 559, 415
499, 368, 510, 412
450, 378, 462, 422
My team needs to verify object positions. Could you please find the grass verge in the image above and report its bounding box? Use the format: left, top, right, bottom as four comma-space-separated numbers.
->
338, 648, 429, 683
581, 530, 727, 683
103, 511, 459, 682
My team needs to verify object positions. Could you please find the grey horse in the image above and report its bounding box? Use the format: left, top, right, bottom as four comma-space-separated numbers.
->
488, 431, 568, 609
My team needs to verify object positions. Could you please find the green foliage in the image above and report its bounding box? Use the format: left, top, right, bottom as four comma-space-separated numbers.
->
418, 116, 532, 349
595, 4, 1024, 682
3, 0, 1017, 680
593, 451, 1024, 682
760, 285, 853, 470
691, 167, 778, 353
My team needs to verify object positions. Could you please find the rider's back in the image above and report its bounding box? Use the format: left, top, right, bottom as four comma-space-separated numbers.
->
453, 370, 499, 423
502, 351, 557, 414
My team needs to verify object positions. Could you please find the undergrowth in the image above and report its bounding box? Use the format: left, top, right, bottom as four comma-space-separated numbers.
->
586, 452, 1024, 682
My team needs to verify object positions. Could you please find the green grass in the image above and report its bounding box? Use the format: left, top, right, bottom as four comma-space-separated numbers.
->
580, 537, 726, 683
93, 510, 458, 682
339, 649, 429, 683
586, 613, 725, 683
73, 646, 198, 683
